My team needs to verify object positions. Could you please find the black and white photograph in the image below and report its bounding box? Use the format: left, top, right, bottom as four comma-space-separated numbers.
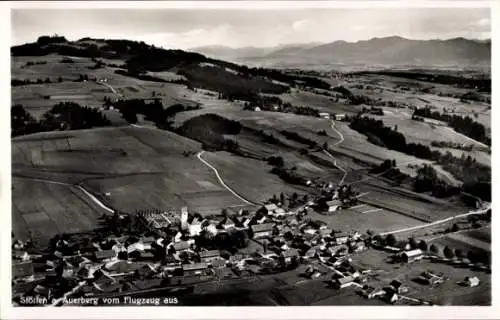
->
1, 0, 495, 316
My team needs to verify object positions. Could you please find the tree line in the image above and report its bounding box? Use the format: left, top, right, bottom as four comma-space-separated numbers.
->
11, 103, 111, 137
413, 106, 490, 146
349, 116, 490, 200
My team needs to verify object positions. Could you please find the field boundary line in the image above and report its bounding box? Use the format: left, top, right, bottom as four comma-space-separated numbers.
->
196, 151, 258, 206
77, 185, 115, 214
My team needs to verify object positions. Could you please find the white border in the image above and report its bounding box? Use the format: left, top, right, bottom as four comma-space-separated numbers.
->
0, 1, 497, 319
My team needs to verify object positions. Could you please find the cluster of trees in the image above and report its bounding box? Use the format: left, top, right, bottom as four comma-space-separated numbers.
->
11, 105, 42, 137
110, 98, 200, 129
22, 60, 47, 68
11, 103, 111, 137
413, 107, 490, 146
267, 155, 285, 168
12, 78, 56, 86
332, 86, 376, 105
431, 140, 478, 152
178, 65, 289, 103
414, 165, 462, 198
114, 69, 188, 85
280, 130, 318, 148
176, 114, 242, 152
270, 166, 308, 185
11, 74, 87, 86
350, 116, 490, 200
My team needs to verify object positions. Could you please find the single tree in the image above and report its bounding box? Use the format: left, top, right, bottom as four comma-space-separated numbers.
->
443, 246, 454, 259
408, 238, 418, 250
451, 223, 459, 232
454, 249, 464, 258
418, 240, 428, 252
385, 234, 397, 247
429, 244, 439, 255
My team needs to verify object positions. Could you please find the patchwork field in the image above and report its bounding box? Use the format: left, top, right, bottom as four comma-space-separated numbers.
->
12, 179, 106, 246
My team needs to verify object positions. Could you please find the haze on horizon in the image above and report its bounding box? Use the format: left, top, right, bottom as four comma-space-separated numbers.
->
12, 8, 490, 50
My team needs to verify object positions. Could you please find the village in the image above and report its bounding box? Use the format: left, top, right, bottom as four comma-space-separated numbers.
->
11, 177, 490, 307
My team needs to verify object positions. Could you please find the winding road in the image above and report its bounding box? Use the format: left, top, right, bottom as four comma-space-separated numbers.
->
323, 120, 348, 185
196, 151, 257, 206
380, 205, 490, 236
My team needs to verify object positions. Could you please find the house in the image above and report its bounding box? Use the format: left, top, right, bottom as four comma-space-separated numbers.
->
281, 249, 300, 264
163, 255, 181, 271
273, 208, 286, 217
334, 114, 346, 121
94, 250, 116, 261
264, 204, 278, 214
251, 223, 275, 239
388, 280, 407, 294
334, 232, 349, 245
319, 112, 330, 119
400, 249, 424, 263
334, 275, 355, 288
189, 218, 202, 236
417, 271, 444, 286
182, 262, 208, 276
219, 217, 235, 230
173, 241, 191, 252
327, 199, 342, 212
463, 276, 480, 287
242, 218, 252, 228
104, 260, 149, 277
12, 261, 34, 280
353, 241, 366, 253
303, 226, 317, 235
199, 250, 221, 263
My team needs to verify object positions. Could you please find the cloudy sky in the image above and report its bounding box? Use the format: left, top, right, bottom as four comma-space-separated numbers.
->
12, 8, 490, 49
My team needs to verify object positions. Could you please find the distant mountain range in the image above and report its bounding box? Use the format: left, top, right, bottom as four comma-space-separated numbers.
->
192, 36, 491, 68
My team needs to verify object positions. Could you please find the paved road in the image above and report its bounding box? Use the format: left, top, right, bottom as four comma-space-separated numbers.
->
380, 205, 491, 236
196, 151, 257, 206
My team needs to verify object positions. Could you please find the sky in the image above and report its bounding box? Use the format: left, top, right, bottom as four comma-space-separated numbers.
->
11, 8, 491, 49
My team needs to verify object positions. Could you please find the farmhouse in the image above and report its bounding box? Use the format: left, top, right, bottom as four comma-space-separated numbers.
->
417, 271, 444, 286
94, 249, 116, 261
464, 276, 480, 287
334, 232, 349, 245
251, 223, 275, 239
327, 199, 342, 212
173, 241, 191, 252
182, 262, 208, 276
319, 112, 330, 119
264, 204, 278, 214
199, 250, 221, 263
334, 275, 356, 288
400, 249, 424, 263
334, 114, 346, 121
281, 249, 300, 264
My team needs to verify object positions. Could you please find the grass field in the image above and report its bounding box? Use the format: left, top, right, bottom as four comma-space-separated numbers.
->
12, 179, 106, 246
202, 151, 311, 203
307, 207, 422, 234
